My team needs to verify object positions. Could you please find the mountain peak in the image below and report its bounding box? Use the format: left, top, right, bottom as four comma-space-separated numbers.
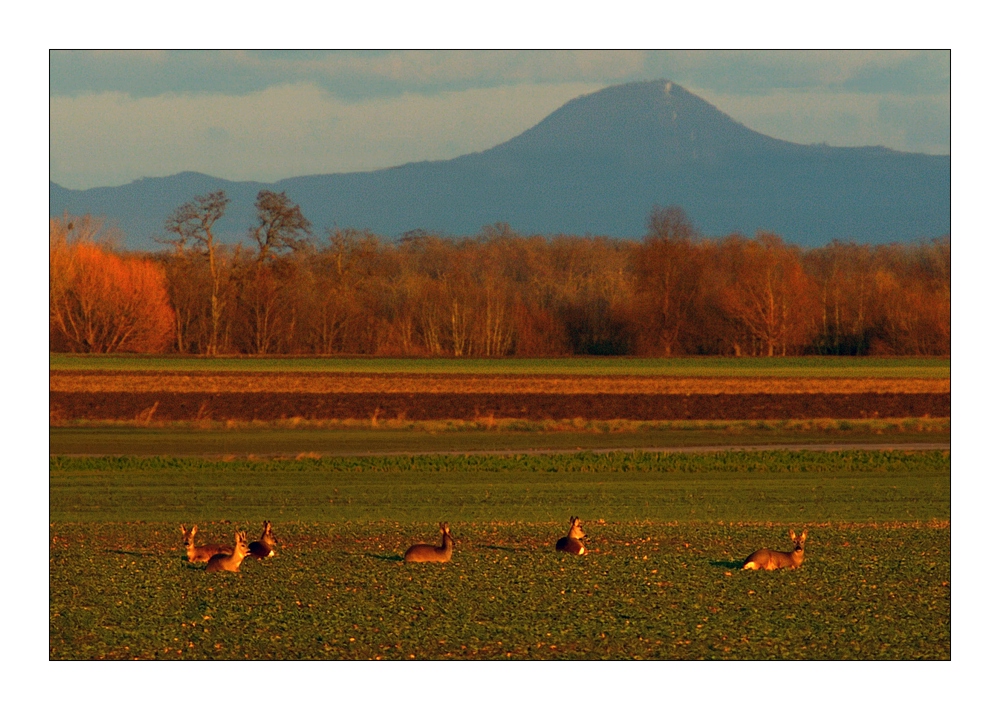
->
493, 79, 780, 161
51, 80, 949, 247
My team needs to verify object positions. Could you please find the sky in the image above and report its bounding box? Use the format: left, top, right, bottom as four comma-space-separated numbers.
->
49, 50, 950, 190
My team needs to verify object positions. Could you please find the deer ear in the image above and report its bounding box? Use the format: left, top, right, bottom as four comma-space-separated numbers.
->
789, 529, 795, 540
800, 530, 807, 541
192, 525, 198, 534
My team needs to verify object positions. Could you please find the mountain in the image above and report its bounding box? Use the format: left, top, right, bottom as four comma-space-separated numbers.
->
50, 80, 950, 249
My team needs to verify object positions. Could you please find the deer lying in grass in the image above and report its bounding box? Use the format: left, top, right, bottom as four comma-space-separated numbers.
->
555, 516, 587, 555
248, 520, 277, 559
742, 530, 807, 570
404, 523, 454, 563
206, 531, 251, 573
181, 524, 233, 564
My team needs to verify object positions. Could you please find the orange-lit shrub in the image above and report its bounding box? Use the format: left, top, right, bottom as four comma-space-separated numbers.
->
50, 218, 175, 353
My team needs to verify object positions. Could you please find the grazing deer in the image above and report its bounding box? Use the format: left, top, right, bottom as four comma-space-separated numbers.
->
248, 520, 277, 559
181, 524, 233, 563
742, 530, 807, 570
206, 531, 251, 573
555, 516, 587, 555
404, 523, 454, 563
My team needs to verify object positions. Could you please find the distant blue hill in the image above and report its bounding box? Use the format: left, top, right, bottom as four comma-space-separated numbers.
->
50, 80, 950, 249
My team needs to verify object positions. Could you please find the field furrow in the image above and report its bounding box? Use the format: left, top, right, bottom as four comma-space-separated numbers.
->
49, 372, 950, 395
49, 390, 950, 423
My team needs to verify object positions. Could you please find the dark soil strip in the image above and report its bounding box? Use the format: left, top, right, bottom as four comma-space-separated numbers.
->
49, 392, 950, 422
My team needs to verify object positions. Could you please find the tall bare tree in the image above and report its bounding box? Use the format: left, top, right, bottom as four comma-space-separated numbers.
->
632, 206, 704, 355
163, 191, 230, 355
249, 190, 312, 262
238, 191, 313, 353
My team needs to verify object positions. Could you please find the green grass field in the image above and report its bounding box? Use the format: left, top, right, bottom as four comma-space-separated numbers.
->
50, 451, 950, 660
50, 450, 950, 523
49, 353, 951, 378
48, 421, 951, 457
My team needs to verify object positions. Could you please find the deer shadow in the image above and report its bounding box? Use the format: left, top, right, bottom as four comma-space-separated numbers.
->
477, 544, 525, 553
362, 552, 405, 562
709, 559, 744, 570
106, 548, 160, 558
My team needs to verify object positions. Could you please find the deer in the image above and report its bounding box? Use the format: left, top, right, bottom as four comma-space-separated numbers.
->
403, 522, 454, 563
206, 530, 251, 573
181, 524, 233, 564
555, 516, 587, 555
248, 520, 277, 559
742, 529, 807, 570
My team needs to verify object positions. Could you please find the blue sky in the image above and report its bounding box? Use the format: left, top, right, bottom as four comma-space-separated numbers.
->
50, 50, 949, 190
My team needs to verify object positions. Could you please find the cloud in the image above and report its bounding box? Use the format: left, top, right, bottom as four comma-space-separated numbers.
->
49, 50, 949, 188
51, 50, 949, 99
691, 85, 949, 155
643, 50, 948, 95
50, 81, 605, 189
50, 50, 647, 100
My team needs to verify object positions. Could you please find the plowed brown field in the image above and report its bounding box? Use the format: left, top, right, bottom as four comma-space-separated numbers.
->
49, 371, 949, 422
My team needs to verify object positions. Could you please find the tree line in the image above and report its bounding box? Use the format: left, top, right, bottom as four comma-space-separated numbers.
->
49, 192, 950, 357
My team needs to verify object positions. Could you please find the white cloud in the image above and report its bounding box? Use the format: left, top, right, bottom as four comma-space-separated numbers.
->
50, 81, 605, 189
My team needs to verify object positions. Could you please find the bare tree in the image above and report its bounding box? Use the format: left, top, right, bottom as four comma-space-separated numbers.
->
50, 216, 174, 353
249, 190, 312, 262
632, 206, 703, 355
717, 232, 818, 356
237, 191, 312, 352
163, 191, 230, 355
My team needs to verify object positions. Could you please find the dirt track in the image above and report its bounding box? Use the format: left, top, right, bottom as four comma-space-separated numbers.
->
48, 391, 950, 422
